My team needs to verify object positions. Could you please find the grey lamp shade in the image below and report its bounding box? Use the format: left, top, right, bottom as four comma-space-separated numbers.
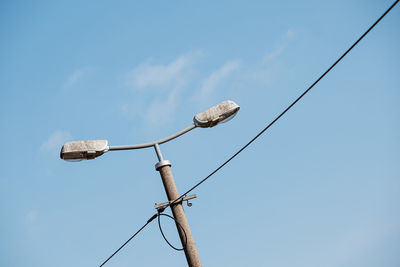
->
193, 100, 240, 128
60, 140, 109, 161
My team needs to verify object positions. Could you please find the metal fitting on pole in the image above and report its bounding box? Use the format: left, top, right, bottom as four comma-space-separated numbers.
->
155, 160, 171, 171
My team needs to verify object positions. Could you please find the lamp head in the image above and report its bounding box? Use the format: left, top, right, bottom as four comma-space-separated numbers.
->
193, 100, 240, 128
60, 140, 109, 161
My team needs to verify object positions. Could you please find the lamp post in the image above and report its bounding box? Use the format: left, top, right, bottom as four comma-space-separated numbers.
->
60, 100, 240, 267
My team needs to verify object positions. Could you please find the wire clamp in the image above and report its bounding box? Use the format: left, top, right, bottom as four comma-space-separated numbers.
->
155, 194, 197, 210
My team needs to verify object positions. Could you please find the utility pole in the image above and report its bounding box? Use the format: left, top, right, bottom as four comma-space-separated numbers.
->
154, 144, 202, 267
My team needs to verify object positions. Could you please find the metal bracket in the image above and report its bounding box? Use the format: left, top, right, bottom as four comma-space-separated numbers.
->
155, 160, 171, 171
155, 194, 197, 210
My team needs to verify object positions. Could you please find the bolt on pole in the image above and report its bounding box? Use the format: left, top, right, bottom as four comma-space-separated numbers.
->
154, 144, 202, 267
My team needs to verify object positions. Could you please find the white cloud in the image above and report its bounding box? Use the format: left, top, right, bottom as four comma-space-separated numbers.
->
119, 31, 296, 129
40, 130, 72, 154
122, 52, 200, 129
263, 29, 295, 63
126, 52, 198, 90
195, 60, 241, 102
144, 88, 180, 128
240, 29, 297, 87
63, 67, 92, 88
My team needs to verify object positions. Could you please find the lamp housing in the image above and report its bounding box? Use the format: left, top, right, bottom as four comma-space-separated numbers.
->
193, 100, 240, 128
60, 140, 109, 161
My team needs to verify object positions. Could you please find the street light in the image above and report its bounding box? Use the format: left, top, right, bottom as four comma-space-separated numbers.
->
60, 100, 240, 267
60, 100, 239, 160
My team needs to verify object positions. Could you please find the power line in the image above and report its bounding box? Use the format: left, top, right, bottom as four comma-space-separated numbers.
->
99, 0, 399, 265
167, 0, 399, 208
99, 213, 158, 267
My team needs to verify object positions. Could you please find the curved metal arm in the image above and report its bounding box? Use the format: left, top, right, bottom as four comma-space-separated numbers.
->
108, 124, 197, 151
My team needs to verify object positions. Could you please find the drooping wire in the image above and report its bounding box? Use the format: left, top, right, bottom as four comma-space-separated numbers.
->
99, 213, 158, 267
157, 212, 188, 251
167, 0, 400, 208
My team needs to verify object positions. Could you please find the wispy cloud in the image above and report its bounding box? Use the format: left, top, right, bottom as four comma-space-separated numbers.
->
125, 52, 199, 90
263, 29, 295, 63
144, 88, 180, 127
40, 130, 72, 155
243, 29, 296, 86
119, 31, 297, 130
122, 52, 199, 129
195, 60, 241, 103
63, 67, 92, 88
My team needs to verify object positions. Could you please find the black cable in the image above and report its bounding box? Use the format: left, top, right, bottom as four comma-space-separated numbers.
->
99, 213, 158, 267
167, 0, 399, 208
157, 212, 188, 251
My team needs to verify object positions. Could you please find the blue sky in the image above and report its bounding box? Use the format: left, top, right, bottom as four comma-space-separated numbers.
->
1, 1, 399, 266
